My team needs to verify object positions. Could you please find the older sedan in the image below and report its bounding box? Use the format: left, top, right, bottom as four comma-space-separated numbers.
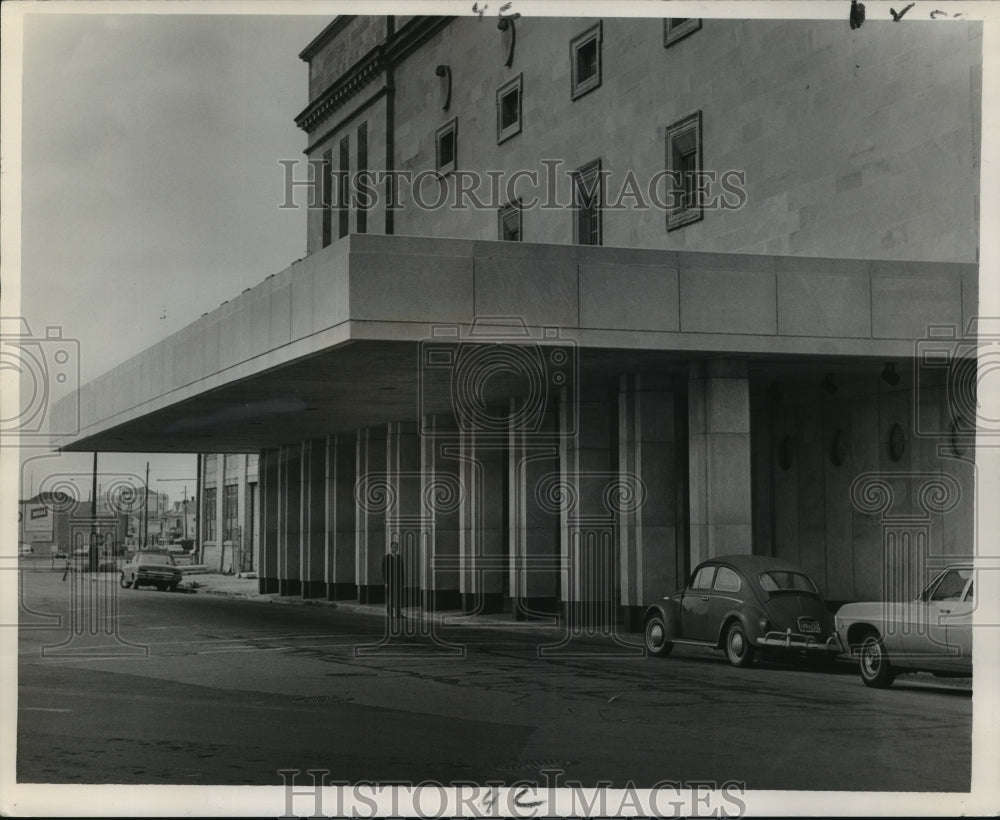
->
119, 550, 182, 592
644, 555, 841, 667
835, 565, 973, 688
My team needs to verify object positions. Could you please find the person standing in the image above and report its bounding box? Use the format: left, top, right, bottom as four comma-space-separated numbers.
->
381, 537, 405, 620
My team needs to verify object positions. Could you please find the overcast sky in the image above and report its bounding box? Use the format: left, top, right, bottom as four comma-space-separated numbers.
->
13, 10, 327, 500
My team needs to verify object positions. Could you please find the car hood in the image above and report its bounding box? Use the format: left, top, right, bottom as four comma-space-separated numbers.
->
762, 593, 835, 630
835, 601, 913, 623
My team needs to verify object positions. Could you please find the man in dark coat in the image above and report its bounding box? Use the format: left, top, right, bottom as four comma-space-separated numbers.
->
382, 537, 404, 620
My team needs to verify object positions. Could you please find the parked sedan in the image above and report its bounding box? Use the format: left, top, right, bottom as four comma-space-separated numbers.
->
644, 555, 841, 667
835, 565, 973, 688
119, 550, 182, 591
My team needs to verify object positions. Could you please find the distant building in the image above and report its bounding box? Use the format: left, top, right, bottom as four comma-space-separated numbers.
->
200, 454, 259, 574
18, 492, 126, 556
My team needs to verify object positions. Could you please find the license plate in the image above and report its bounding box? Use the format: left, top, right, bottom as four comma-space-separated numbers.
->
799, 619, 821, 634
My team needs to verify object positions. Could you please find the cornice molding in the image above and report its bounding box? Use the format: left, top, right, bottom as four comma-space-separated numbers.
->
294, 16, 456, 135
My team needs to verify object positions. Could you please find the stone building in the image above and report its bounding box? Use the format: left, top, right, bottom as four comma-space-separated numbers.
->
54, 15, 981, 625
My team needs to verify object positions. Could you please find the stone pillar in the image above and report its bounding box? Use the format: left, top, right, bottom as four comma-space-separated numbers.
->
688, 360, 752, 564
509, 399, 560, 618
458, 424, 507, 615
386, 421, 425, 614
619, 374, 680, 632
258, 448, 280, 594
558, 385, 618, 626
301, 439, 326, 599
356, 426, 387, 604
326, 433, 357, 600
278, 444, 302, 596
421, 415, 462, 611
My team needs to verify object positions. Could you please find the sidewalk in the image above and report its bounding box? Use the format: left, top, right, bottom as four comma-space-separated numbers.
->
184, 572, 568, 635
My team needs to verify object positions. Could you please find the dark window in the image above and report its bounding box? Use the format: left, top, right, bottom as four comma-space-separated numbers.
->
338, 136, 350, 239
203, 488, 217, 542
498, 200, 522, 241
573, 159, 602, 246
664, 17, 701, 46
928, 568, 972, 602
570, 22, 602, 99
321, 149, 332, 248
356, 123, 368, 234
496, 74, 523, 143
223, 484, 239, 543
666, 111, 703, 231
436, 118, 457, 174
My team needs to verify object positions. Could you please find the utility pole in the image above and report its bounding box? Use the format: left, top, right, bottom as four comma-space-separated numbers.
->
143, 461, 150, 548
182, 485, 188, 540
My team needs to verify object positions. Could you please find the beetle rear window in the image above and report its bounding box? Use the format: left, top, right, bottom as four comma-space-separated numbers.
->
759, 571, 817, 594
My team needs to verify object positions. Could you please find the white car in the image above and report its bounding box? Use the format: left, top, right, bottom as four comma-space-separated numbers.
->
835, 565, 973, 688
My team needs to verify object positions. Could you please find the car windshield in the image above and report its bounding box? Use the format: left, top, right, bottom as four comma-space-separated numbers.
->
759, 570, 818, 594
137, 552, 174, 565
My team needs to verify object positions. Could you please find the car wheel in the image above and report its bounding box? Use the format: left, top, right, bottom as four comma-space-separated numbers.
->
119, 573, 129, 589
858, 634, 895, 688
168, 583, 179, 592
131, 575, 141, 589
725, 621, 756, 667
644, 614, 673, 657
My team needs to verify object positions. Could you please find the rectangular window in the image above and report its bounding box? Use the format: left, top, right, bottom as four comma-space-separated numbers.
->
321, 150, 333, 247
338, 136, 350, 239
664, 18, 701, 46
496, 74, 523, 144
436, 118, 457, 174
498, 200, 522, 241
573, 159, 602, 246
203, 487, 217, 542
570, 22, 602, 100
356, 123, 368, 234
666, 111, 703, 231
223, 484, 239, 543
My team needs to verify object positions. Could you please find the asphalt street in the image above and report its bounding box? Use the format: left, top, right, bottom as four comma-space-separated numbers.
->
16, 564, 971, 791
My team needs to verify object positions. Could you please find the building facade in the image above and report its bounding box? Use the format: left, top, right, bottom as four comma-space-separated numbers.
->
56, 15, 981, 626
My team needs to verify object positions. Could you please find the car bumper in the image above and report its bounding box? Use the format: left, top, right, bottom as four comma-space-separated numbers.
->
136, 571, 182, 584
757, 631, 843, 653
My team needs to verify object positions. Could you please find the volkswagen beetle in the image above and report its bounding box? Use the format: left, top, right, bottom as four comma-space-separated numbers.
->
643, 555, 841, 667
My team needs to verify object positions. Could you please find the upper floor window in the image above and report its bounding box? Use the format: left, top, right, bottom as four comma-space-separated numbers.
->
356, 123, 368, 234
664, 18, 701, 47
321, 149, 333, 248
666, 111, 703, 231
570, 22, 602, 100
223, 484, 239, 542
436, 118, 458, 175
497, 74, 523, 144
338, 136, 350, 239
498, 200, 522, 241
573, 159, 602, 246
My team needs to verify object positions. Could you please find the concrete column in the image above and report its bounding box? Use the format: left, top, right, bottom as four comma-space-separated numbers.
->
356, 426, 387, 603
326, 433, 357, 600
688, 359, 753, 564
421, 415, 462, 611
301, 439, 326, 598
458, 421, 507, 614
558, 385, 617, 626
385, 421, 424, 613
508, 400, 560, 617
258, 448, 280, 594
619, 374, 681, 631
278, 444, 303, 596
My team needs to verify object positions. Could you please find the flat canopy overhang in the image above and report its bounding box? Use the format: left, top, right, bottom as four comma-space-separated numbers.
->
50, 234, 977, 453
